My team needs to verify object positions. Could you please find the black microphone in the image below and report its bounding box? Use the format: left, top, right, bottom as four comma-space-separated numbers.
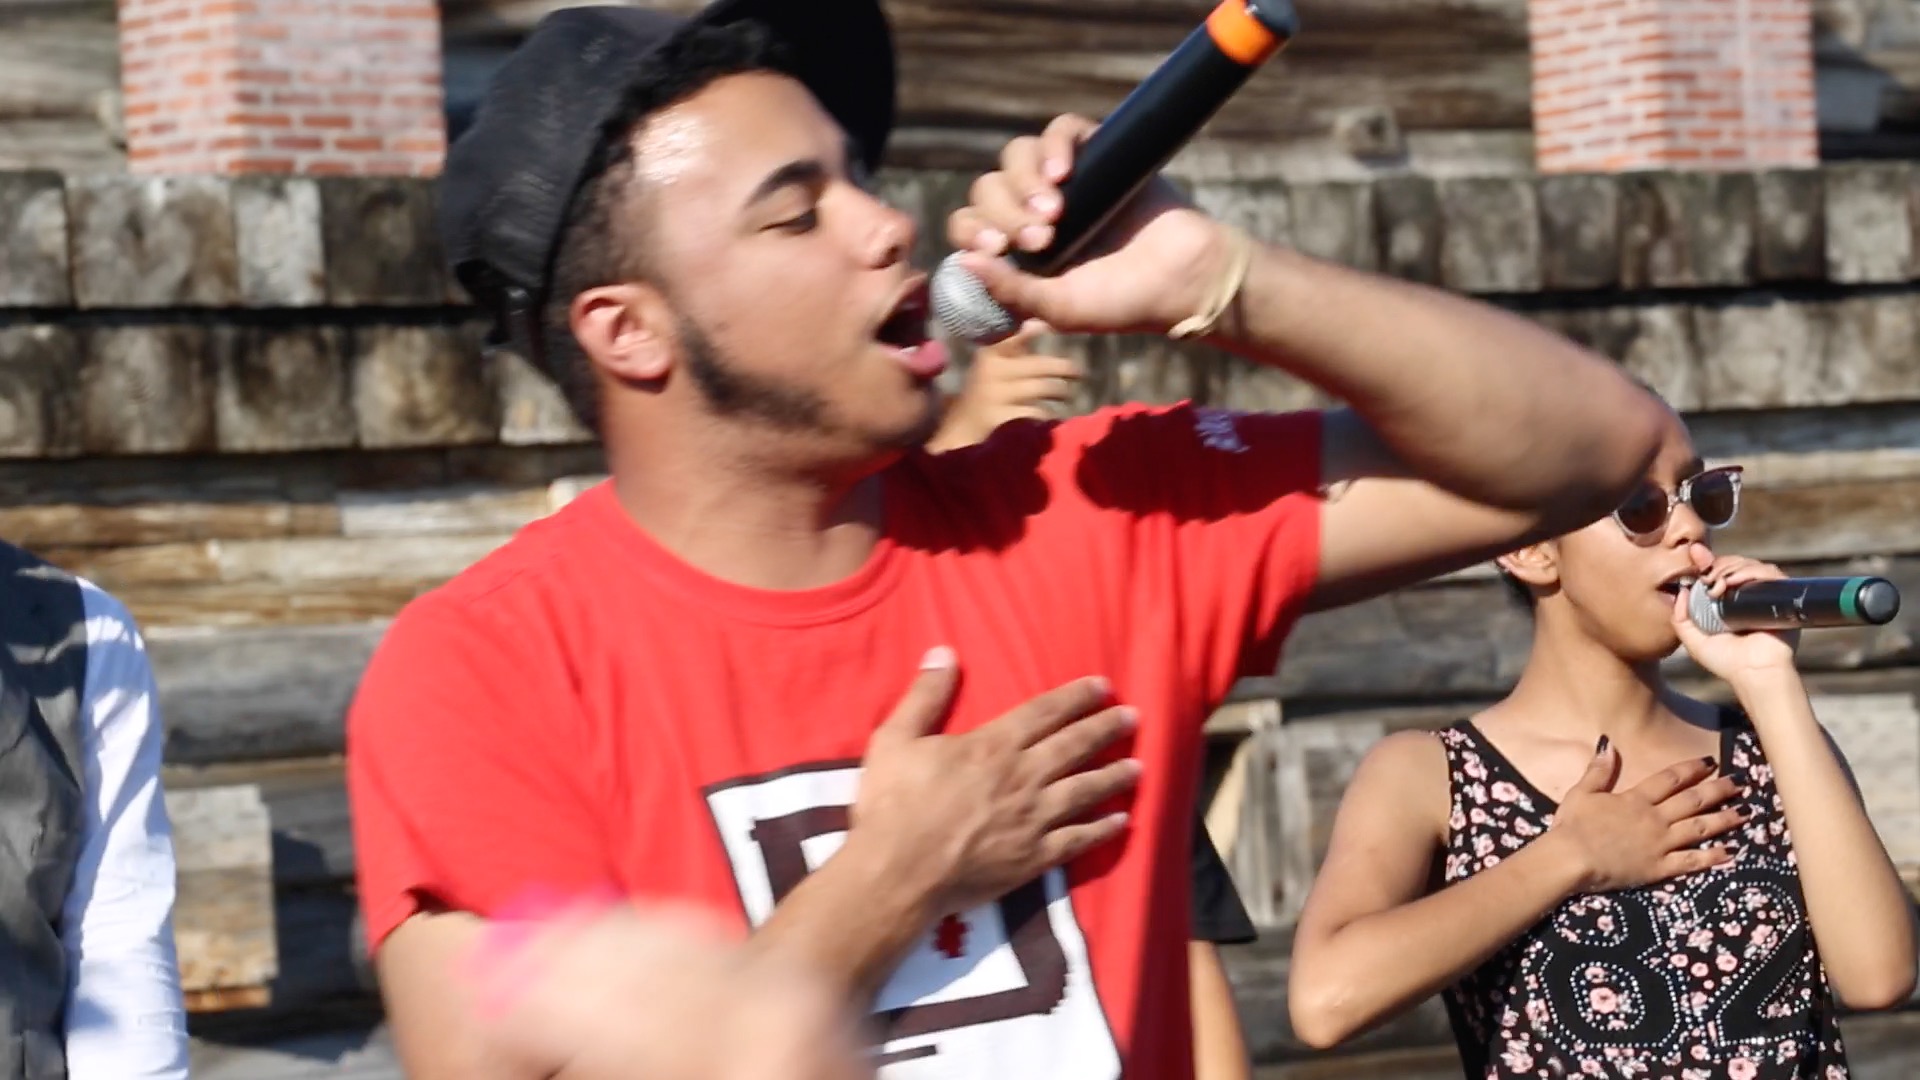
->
1686, 576, 1901, 635
929, 0, 1298, 344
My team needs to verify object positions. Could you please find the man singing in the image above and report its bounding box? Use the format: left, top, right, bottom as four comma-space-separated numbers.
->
346, 0, 1671, 1076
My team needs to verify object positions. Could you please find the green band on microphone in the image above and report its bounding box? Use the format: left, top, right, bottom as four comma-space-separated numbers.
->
1840, 577, 1865, 622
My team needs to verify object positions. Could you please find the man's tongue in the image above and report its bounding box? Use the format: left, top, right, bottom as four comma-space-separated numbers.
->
891, 337, 948, 379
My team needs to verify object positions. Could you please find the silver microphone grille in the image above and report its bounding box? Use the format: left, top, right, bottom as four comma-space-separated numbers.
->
930, 253, 1019, 345
1686, 579, 1726, 635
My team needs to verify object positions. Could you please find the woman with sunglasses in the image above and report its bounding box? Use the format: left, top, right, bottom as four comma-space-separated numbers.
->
1285, 407, 1916, 1078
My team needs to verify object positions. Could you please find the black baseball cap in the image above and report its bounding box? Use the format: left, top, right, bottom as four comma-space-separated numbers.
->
439, 0, 897, 354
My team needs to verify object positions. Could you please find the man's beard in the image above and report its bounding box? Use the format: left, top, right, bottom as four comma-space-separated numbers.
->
678, 312, 937, 451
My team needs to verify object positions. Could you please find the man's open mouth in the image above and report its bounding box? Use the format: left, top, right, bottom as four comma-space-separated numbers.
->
877, 282, 931, 349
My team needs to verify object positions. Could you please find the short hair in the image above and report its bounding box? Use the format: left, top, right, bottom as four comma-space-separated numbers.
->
540, 21, 793, 432
1500, 569, 1536, 610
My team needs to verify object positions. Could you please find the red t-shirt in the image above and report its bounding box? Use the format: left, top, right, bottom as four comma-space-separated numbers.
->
348, 401, 1323, 1079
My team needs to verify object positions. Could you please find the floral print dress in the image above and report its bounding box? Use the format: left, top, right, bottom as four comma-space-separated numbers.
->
1434, 713, 1849, 1079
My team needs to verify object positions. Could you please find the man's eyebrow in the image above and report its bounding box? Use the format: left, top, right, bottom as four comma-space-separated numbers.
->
743, 159, 828, 209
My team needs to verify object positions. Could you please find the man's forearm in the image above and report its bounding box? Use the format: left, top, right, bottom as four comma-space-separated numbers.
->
1214, 243, 1665, 520
746, 834, 941, 1007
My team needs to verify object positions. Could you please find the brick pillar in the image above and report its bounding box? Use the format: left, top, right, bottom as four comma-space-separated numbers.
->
117, 0, 446, 176
1528, 0, 1818, 173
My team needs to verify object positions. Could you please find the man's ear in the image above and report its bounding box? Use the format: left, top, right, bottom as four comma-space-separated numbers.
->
1496, 542, 1560, 593
572, 283, 676, 383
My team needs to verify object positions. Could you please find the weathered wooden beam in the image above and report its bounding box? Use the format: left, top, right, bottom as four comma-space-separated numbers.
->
0, 470, 561, 548
168, 758, 356, 889
166, 784, 277, 1008
151, 621, 386, 765
0, 171, 72, 307
442, 0, 1536, 146
143, 545, 1920, 773
43, 534, 511, 591
0, 443, 602, 509
67, 176, 240, 309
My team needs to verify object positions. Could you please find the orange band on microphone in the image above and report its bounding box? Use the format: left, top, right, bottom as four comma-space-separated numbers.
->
1206, 0, 1283, 66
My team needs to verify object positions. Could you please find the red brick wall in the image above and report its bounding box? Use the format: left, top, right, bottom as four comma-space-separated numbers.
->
1528, 0, 1818, 173
119, 0, 446, 176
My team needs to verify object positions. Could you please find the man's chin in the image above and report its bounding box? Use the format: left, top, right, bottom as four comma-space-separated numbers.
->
885, 387, 946, 452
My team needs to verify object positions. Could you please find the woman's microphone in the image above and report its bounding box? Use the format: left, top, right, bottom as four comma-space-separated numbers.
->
1686, 576, 1902, 635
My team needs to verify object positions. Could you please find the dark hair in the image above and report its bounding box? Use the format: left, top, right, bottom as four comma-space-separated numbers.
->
541, 21, 793, 432
1500, 569, 1536, 610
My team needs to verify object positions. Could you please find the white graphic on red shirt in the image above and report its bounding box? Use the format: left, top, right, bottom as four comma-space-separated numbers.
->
1194, 408, 1248, 454
704, 763, 1121, 1078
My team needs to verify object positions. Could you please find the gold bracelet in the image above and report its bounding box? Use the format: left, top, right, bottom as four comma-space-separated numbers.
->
1168, 225, 1254, 340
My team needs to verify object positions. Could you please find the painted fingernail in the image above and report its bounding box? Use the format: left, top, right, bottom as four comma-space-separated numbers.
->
1045, 157, 1069, 180
1595, 735, 1610, 755
920, 646, 957, 671
1737, 805, 1755, 818
1701, 756, 1718, 769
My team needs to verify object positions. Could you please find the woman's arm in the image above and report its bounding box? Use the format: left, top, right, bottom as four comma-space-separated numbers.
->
1730, 671, 1917, 1009
1289, 732, 1741, 1049
1191, 942, 1251, 1080
1673, 557, 1919, 1011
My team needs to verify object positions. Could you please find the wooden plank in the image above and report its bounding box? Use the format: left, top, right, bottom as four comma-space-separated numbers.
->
1267, 719, 1382, 924
1619, 172, 1759, 290
0, 171, 71, 307
350, 324, 499, 450
1755, 169, 1828, 283
151, 621, 386, 765
41, 534, 511, 590
0, 498, 340, 549
0, 12, 120, 125
337, 484, 551, 538
1436, 177, 1542, 293
233, 177, 326, 308
138, 539, 1920, 767
1819, 692, 1920, 874
0, 324, 83, 459
166, 785, 277, 999
76, 325, 219, 455
167, 758, 356, 889
1826, 162, 1916, 284
216, 324, 356, 454
181, 889, 372, 1022
0, 444, 601, 502
1538, 174, 1621, 290
444, 0, 1538, 146
319, 178, 448, 307
68, 176, 240, 309
114, 580, 436, 630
